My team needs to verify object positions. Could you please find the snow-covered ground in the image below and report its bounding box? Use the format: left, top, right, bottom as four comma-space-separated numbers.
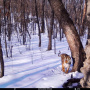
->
0, 30, 87, 88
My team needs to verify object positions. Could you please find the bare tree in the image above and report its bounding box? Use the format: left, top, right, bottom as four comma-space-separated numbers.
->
35, 0, 41, 47
0, 8, 4, 77
3, 0, 8, 57
48, 10, 54, 50
41, 0, 45, 33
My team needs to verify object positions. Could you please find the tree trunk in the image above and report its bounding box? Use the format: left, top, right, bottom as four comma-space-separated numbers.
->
86, 0, 90, 45
48, 0, 85, 72
0, 9, 4, 77
0, 38, 4, 77
80, 0, 90, 88
80, 39, 90, 88
35, 0, 41, 47
3, 0, 8, 57
48, 10, 54, 50
41, 0, 45, 33
7, 0, 11, 41
21, 0, 26, 45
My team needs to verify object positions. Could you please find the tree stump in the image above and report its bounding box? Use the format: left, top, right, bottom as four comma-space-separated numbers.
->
80, 39, 90, 88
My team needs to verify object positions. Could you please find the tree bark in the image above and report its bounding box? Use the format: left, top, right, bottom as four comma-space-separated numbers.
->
41, 0, 45, 33
0, 9, 4, 77
48, 0, 85, 72
35, 0, 41, 47
7, 0, 12, 41
86, 0, 90, 45
48, 10, 54, 50
3, 0, 8, 57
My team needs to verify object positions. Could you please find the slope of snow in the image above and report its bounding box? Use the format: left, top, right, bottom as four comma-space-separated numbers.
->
0, 31, 87, 88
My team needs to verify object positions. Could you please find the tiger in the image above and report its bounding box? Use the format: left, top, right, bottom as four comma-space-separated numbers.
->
58, 51, 71, 74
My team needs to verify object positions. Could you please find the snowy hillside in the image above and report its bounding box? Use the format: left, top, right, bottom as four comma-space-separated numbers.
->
0, 31, 87, 88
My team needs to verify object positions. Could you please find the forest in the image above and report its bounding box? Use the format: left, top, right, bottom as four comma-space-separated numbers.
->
0, 0, 90, 88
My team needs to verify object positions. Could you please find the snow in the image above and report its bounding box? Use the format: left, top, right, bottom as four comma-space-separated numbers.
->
0, 30, 87, 88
